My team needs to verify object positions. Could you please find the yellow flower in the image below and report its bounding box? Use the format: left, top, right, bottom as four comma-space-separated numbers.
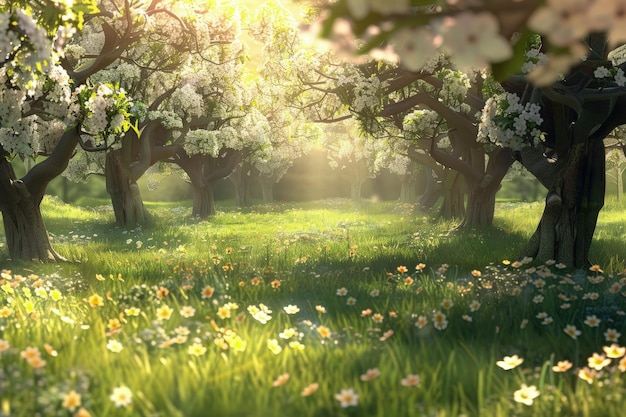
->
360, 368, 381, 381
415, 316, 428, 329
551, 360, 573, 372
589, 264, 604, 273
469, 300, 481, 312
217, 306, 231, 319
0, 306, 13, 318
496, 355, 524, 370
301, 383, 319, 397
603, 343, 626, 359
588, 353, 611, 371
283, 305, 300, 314
513, 384, 540, 406
107, 319, 122, 332
317, 325, 331, 338
289, 341, 305, 351
400, 374, 420, 387
267, 339, 282, 355
27, 356, 47, 369
20, 346, 41, 360
156, 305, 174, 321
415, 263, 426, 271
578, 367, 595, 384
188, 342, 207, 356
440, 299, 454, 309
74, 407, 92, 417
315, 305, 326, 314
604, 328, 621, 342
372, 313, 384, 323
124, 307, 141, 316
272, 373, 290, 387
87, 294, 104, 308
270, 280, 281, 289
471, 269, 481, 277
336, 287, 348, 296
62, 390, 82, 412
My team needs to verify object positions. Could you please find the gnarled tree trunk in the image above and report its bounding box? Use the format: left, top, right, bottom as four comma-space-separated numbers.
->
523, 140, 605, 267
192, 183, 215, 218
0, 128, 80, 261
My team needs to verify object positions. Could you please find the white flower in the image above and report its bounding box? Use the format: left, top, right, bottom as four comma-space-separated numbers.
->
391, 27, 437, 72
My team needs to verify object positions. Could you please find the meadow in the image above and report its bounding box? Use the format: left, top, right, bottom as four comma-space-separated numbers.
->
1, 196, 626, 416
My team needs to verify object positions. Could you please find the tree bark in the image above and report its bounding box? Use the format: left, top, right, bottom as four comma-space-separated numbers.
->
416, 167, 442, 211
438, 170, 466, 219
0, 128, 80, 261
258, 177, 275, 203
192, 183, 215, 218
105, 149, 148, 227
523, 140, 605, 267
398, 173, 417, 204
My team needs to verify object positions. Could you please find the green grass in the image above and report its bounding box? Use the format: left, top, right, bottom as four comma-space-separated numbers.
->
0, 197, 625, 416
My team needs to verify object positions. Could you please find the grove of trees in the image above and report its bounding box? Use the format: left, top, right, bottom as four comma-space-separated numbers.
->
2, 0, 626, 269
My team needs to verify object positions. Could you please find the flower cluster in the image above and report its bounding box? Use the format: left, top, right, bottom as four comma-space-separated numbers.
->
478, 92, 544, 151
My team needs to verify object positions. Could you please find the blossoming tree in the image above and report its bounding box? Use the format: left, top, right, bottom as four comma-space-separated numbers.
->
315, 0, 626, 266
0, 1, 137, 261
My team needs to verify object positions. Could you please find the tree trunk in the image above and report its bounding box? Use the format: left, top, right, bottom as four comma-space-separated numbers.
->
398, 173, 417, 204
0, 173, 63, 262
462, 148, 515, 228
416, 167, 442, 211
439, 170, 466, 219
523, 140, 605, 268
615, 166, 624, 202
105, 149, 148, 227
258, 177, 275, 203
192, 183, 215, 218
349, 180, 364, 201
230, 164, 250, 208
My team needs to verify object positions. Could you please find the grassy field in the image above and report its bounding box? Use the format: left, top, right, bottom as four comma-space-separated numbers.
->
1, 197, 625, 416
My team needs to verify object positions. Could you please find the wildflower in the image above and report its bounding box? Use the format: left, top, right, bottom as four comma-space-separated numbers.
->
301, 383, 319, 397
279, 327, 297, 339
107, 319, 122, 332
27, 356, 47, 368
360, 368, 381, 381
397, 265, 408, 273
201, 286, 215, 299
403, 277, 414, 285
496, 355, 524, 370
533, 295, 544, 304
267, 339, 282, 355
560, 303, 571, 309
536, 312, 548, 319
336, 287, 348, 296
415, 315, 428, 329
270, 280, 281, 289
520, 319, 529, 329
552, 360, 573, 372
603, 344, 626, 359
335, 388, 359, 408
462, 315, 473, 322
156, 286, 169, 299
110, 386, 133, 408
0, 306, 12, 318
619, 356, 626, 372
582, 292, 600, 300
272, 373, 290, 387
346, 297, 357, 305
542, 317, 554, 325
217, 306, 231, 319
87, 294, 104, 308
188, 343, 207, 356
588, 353, 611, 371
289, 341, 305, 351
180, 306, 196, 318
124, 307, 141, 316
605, 328, 621, 342
469, 300, 481, 312
578, 367, 595, 384
317, 325, 331, 338
372, 313, 384, 323
584, 315, 601, 327
511, 261, 523, 268
20, 346, 41, 360
589, 264, 604, 273
106, 340, 123, 353
156, 305, 174, 321
415, 263, 426, 271
315, 305, 326, 314
401, 374, 420, 387
609, 282, 622, 293
379, 330, 394, 341
513, 384, 540, 406
533, 279, 546, 288
50, 289, 62, 301
250, 277, 262, 285
0, 339, 9, 353
62, 390, 82, 412
440, 299, 454, 309
175, 326, 190, 336
564, 324, 581, 339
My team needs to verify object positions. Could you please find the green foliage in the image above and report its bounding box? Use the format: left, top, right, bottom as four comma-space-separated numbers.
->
1, 198, 625, 416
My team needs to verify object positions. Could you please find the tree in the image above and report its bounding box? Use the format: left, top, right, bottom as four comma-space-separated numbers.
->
314, 0, 626, 267
0, 2, 136, 261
